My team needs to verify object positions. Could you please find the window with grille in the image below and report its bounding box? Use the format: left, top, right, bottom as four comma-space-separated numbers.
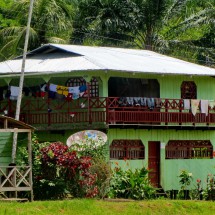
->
181, 81, 197, 99
66, 77, 99, 97
110, 139, 145, 160
166, 140, 213, 159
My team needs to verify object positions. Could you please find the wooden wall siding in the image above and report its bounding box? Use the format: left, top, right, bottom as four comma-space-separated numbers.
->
0, 133, 13, 166
1, 97, 215, 128
107, 128, 215, 191
0, 133, 28, 166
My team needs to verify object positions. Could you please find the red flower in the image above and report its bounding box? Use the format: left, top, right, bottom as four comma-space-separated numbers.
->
197, 179, 201, 183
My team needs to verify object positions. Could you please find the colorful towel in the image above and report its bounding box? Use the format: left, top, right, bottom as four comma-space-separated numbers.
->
200, 100, 209, 116
56, 85, 69, 96
49, 84, 57, 92
191, 99, 200, 116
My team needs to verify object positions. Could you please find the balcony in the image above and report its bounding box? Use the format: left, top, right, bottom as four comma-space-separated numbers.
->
1, 97, 215, 130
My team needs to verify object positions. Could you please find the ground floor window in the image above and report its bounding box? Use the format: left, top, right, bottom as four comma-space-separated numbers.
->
110, 139, 145, 160
166, 140, 213, 159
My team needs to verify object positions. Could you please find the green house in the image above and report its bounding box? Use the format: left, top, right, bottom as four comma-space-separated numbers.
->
0, 44, 215, 192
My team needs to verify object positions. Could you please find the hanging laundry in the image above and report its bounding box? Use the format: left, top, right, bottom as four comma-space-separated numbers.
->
79, 92, 85, 97
191, 99, 200, 116
69, 86, 80, 94
41, 84, 47, 92
56, 85, 69, 96
49, 84, 57, 92
69, 86, 80, 99
140, 98, 147, 106
79, 85, 87, 93
209, 100, 215, 109
126, 97, 133, 106
133, 97, 141, 106
155, 98, 162, 108
72, 93, 79, 100
10, 86, 19, 100
147, 98, 155, 110
48, 91, 56, 99
200, 100, 209, 116
183, 99, 190, 110
119, 97, 126, 106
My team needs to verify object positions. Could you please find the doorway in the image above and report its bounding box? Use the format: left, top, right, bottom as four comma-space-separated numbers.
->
148, 141, 160, 187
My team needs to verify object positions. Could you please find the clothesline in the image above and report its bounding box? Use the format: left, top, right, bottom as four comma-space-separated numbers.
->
5, 83, 88, 101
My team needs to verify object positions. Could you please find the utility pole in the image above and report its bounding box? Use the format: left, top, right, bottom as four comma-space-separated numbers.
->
12, 0, 35, 163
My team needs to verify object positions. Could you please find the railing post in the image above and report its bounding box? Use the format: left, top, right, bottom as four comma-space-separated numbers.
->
87, 82, 92, 124
48, 98, 51, 126
106, 97, 109, 125
165, 99, 168, 125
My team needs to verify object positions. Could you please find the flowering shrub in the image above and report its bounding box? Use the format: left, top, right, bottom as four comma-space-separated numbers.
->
40, 141, 98, 198
17, 136, 99, 200
69, 136, 107, 160
203, 174, 215, 200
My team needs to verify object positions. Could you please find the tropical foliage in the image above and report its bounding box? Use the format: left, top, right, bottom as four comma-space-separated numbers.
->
0, 0, 214, 65
108, 165, 156, 200
0, 0, 74, 60
17, 135, 111, 200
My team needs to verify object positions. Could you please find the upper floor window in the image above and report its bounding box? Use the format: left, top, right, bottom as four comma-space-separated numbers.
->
181, 81, 197, 99
166, 140, 213, 159
110, 139, 145, 160
66, 77, 99, 97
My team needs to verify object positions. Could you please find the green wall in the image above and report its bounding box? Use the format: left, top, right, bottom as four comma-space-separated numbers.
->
0, 132, 28, 166
108, 128, 215, 191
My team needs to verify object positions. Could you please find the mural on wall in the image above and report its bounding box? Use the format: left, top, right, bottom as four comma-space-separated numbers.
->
66, 130, 107, 149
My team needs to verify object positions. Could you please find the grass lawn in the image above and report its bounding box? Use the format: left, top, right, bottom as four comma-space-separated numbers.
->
0, 199, 214, 215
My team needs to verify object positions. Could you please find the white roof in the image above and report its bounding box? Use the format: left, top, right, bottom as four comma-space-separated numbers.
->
0, 43, 215, 76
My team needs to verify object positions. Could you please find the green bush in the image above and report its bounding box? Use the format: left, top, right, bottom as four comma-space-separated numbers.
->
108, 166, 156, 200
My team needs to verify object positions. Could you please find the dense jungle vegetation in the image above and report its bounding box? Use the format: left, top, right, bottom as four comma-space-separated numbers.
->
0, 0, 214, 66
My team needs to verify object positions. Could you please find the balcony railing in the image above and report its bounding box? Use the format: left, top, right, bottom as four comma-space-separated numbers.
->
1, 97, 215, 128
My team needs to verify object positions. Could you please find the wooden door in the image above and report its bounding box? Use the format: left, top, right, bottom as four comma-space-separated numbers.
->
148, 141, 160, 187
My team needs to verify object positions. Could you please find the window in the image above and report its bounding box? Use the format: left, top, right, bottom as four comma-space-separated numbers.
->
181, 81, 197, 99
110, 139, 145, 160
166, 140, 213, 159
66, 77, 99, 97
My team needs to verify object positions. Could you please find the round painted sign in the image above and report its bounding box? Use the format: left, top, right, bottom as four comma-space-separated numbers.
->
66, 130, 107, 147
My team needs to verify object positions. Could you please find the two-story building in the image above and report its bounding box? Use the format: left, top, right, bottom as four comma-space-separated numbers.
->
0, 44, 215, 191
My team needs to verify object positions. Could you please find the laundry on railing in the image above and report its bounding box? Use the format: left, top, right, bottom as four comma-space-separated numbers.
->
10, 86, 19, 100
183, 99, 211, 116
200, 100, 209, 116
147, 98, 155, 110
183, 99, 190, 110
191, 99, 200, 116
155, 98, 162, 108
49, 83, 87, 101
118, 97, 159, 109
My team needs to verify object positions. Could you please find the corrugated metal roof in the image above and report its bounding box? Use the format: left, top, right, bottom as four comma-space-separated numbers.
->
0, 43, 215, 76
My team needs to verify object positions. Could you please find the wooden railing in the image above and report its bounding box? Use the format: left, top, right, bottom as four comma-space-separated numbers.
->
1, 97, 215, 128
0, 166, 32, 198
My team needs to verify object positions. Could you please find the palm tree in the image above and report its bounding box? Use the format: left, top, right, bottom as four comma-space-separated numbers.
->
73, 0, 215, 65
0, 0, 75, 60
